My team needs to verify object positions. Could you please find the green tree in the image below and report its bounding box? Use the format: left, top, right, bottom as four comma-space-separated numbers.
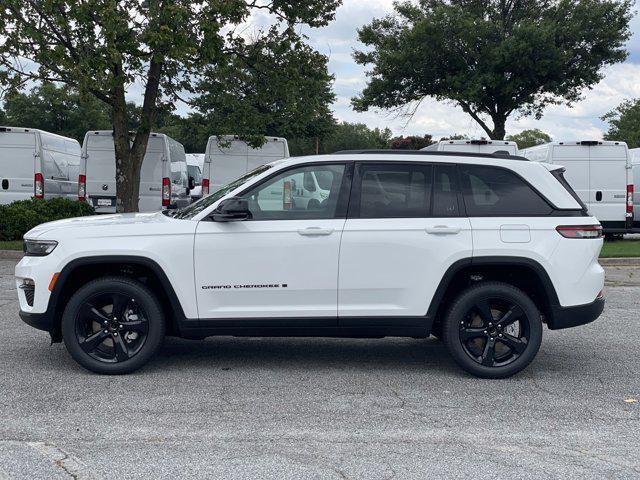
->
389, 134, 434, 150
0, 1, 339, 211
439, 134, 469, 141
353, 0, 632, 140
506, 129, 552, 149
288, 121, 392, 156
2, 83, 111, 143
602, 98, 640, 148
193, 30, 336, 149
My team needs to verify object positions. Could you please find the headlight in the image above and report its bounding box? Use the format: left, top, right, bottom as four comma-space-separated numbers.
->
23, 239, 58, 256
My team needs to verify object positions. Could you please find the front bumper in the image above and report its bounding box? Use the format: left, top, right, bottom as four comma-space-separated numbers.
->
19, 309, 55, 332
548, 295, 605, 330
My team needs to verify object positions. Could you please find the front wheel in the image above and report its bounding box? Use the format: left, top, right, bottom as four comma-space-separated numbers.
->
61, 276, 165, 374
442, 282, 542, 379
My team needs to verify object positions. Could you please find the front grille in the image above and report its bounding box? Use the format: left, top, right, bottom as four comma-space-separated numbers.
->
21, 283, 35, 307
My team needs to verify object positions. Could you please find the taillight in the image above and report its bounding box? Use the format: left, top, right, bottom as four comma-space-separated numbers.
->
162, 177, 171, 206
626, 184, 633, 217
283, 180, 292, 210
78, 174, 86, 201
202, 178, 210, 196
556, 225, 602, 239
34, 173, 44, 199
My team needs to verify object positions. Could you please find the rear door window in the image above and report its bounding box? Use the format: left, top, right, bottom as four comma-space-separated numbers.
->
353, 163, 433, 218
459, 165, 552, 216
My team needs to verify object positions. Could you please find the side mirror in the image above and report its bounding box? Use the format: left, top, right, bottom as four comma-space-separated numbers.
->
211, 197, 251, 222
188, 176, 196, 190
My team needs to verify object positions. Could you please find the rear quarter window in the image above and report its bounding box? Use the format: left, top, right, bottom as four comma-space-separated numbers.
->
459, 165, 552, 216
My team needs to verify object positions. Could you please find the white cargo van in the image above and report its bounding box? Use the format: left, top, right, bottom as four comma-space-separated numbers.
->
421, 139, 519, 155
0, 126, 81, 204
630, 148, 640, 228
185, 153, 204, 201
202, 136, 289, 195
520, 140, 634, 233
80, 131, 191, 213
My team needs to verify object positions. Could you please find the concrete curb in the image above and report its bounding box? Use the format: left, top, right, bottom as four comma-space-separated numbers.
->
0, 250, 23, 260
599, 257, 640, 266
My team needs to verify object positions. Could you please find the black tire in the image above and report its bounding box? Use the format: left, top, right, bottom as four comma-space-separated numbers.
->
442, 282, 542, 379
61, 276, 165, 374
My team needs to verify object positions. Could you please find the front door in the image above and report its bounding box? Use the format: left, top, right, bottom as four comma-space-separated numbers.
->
194, 163, 351, 319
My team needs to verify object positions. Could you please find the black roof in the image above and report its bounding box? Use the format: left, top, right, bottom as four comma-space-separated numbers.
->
332, 149, 529, 161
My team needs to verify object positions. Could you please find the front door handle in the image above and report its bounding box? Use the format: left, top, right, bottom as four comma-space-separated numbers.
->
298, 227, 334, 236
425, 225, 461, 235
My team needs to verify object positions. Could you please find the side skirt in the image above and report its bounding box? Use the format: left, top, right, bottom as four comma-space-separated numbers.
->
177, 316, 433, 340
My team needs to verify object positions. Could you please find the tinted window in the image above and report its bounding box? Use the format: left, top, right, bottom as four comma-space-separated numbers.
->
433, 165, 460, 217
356, 164, 432, 218
244, 164, 346, 220
460, 165, 552, 216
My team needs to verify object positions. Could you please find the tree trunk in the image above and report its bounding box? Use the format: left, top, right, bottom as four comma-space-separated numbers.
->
490, 116, 507, 140
111, 58, 162, 213
112, 88, 144, 213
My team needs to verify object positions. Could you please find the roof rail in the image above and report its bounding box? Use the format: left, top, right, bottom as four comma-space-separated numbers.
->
332, 149, 529, 161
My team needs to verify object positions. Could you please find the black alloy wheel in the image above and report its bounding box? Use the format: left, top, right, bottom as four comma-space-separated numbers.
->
458, 298, 529, 367
442, 282, 542, 379
75, 292, 149, 363
62, 276, 165, 374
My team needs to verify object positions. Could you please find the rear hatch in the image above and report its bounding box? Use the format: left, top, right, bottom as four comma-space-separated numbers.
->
0, 129, 36, 203
84, 134, 117, 211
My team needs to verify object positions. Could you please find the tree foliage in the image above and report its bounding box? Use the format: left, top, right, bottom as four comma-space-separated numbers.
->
602, 98, 640, 149
288, 121, 392, 156
389, 134, 434, 150
506, 129, 552, 149
1, 83, 111, 143
353, 0, 632, 140
0, 0, 339, 211
193, 31, 336, 147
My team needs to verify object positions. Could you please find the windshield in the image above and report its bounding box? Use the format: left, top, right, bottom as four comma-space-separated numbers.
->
171, 164, 273, 219
188, 165, 202, 184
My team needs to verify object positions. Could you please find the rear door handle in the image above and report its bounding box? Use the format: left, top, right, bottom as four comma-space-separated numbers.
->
298, 227, 334, 236
425, 225, 461, 235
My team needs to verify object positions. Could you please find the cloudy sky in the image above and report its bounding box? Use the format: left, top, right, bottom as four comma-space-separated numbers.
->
295, 0, 640, 141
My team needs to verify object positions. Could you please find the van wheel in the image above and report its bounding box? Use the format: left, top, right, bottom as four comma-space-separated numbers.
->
61, 276, 165, 374
442, 282, 542, 379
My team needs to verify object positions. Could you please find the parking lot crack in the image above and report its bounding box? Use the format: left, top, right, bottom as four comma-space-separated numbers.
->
27, 442, 92, 479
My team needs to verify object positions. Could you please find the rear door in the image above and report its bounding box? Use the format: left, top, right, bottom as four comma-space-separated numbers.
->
0, 130, 35, 204
84, 134, 117, 213
588, 144, 628, 226
338, 162, 472, 320
138, 137, 165, 212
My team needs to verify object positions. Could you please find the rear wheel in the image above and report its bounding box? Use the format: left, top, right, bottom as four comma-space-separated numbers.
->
61, 276, 165, 374
442, 282, 542, 379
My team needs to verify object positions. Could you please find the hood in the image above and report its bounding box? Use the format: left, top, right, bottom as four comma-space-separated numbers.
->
25, 212, 172, 239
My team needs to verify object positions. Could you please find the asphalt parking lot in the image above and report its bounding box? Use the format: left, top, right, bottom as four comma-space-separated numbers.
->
0, 258, 639, 479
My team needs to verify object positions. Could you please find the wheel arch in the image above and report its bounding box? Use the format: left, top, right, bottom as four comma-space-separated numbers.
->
427, 256, 560, 329
49, 256, 187, 342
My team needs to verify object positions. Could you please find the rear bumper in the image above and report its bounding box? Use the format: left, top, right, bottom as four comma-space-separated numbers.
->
548, 296, 605, 330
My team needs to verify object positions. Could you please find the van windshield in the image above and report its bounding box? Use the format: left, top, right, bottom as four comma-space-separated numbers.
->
170, 164, 272, 219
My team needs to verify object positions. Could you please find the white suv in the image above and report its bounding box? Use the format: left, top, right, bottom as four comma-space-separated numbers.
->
15, 150, 605, 378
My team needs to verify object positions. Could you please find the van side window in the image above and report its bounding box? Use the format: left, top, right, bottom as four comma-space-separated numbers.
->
354, 163, 433, 218
459, 165, 552, 216
433, 165, 460, 217
243, 164, 346, 220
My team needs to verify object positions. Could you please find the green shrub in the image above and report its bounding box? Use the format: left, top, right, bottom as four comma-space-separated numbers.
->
0, 198, 95, 241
